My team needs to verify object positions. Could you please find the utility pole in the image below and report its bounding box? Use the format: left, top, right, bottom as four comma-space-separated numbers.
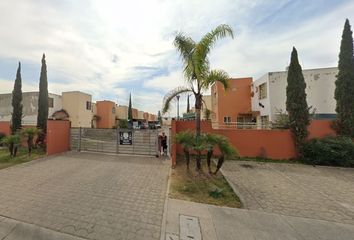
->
176, 95, 180, 120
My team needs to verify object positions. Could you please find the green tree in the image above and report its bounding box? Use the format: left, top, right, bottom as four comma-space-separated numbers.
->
37, 54, 49, 133
11, 62, 23, 134
162, 24, 234, 170
157, 110, 162, 124
334, 19, 354, 138
22, 127, 41, 156
128, 93, 132, 122
286, 47, 310, 151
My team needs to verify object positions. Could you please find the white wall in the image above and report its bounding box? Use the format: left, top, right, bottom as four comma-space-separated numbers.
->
0, 92, 62, 125
257, 67, 338, 122
251, 73, 271, 119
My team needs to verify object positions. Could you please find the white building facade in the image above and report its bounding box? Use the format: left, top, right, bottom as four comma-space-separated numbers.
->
0, 92, 62, 125
251, 67, 338, 124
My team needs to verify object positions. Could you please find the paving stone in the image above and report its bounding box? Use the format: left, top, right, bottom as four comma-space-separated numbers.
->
222, 161, 354, 225
0, 152, 169, 240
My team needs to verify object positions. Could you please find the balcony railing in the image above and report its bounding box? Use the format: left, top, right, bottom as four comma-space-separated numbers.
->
212, 122, 288, 130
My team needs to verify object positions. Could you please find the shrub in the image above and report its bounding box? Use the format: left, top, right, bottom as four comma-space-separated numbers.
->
1, 134, 21, 157
118, 119, 128, 129
302, 136, 354, 167
0, 132, 5, 146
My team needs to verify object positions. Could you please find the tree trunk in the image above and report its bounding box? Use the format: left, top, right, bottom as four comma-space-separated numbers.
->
9, 143, 14, 157
207, 149, 213, 173
194, 94, 202, 137
13, 146, 18, 157
214, 155, 224, 174
194, 94, 203, 171
184, 148, 190, 169
196, 150, 202, 171
27, 136, 33, 156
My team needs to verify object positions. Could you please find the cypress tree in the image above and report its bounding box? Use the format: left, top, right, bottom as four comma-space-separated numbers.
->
128, 93, 132, 121
157, 110, 162, 124
11, 62, 23, 134
286, 47, 310, 151
37, 53, 49, 133
187, 95, 190, 113
334, 19, 354, 137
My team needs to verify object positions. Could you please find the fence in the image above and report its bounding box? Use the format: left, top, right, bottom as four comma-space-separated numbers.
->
71, 128, 159, 156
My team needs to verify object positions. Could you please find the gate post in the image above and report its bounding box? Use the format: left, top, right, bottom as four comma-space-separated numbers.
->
116, 127, 119, 154
78, 127, 82, 152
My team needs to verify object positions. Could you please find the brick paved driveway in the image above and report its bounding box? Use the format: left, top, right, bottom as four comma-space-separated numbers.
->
0, 152, 169, 240
222, 161, 354, 225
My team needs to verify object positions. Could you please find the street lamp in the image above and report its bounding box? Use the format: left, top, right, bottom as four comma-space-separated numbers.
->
176, 95, 180, 120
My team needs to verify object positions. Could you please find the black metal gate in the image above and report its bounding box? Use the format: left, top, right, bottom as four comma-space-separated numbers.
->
70, 128, 159, 156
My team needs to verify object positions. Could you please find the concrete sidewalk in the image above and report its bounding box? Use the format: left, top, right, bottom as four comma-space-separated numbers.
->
0, 216, 85, 240
164, 198, 354, 240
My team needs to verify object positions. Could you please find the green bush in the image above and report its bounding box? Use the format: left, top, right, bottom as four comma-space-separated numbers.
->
302, 136, 354, 167
118, 119, 128, 129
0, 132, 5, 146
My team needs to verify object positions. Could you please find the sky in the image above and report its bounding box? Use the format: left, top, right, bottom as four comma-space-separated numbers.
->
0, 0, 353, 116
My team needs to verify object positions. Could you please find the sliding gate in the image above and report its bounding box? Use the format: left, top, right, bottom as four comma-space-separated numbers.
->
70, 128, 158, 156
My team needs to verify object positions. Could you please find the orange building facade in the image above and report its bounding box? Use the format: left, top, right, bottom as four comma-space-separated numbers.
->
96, 101, 116, 129
211, 78, 257, 126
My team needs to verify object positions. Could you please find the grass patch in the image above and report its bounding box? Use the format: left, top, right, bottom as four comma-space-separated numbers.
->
169, 157, 241, 208
0, 147, 45, 170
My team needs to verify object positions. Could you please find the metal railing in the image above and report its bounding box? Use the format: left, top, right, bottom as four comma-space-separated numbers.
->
211, 122, 288, 130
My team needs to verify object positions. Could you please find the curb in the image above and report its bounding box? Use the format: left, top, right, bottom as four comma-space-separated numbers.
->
160, 162, 172, 240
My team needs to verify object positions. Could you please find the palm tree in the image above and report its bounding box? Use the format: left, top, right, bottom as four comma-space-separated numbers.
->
162, 24, 234, 171
162, 24, 234, 137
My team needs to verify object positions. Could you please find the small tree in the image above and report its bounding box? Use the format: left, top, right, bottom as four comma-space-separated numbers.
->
128, 93, 132, 122
334, 19, 354, 138
11, 62, 23, 134
286, 47, 310, 152
1, 135, 21, 157
118, 119, 128, 129
175, 131, 195, 169
37, 54, 49, 133
22, 128, 41, 156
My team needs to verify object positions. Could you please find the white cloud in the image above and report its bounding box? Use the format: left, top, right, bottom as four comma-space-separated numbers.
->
0, 0, 353, 116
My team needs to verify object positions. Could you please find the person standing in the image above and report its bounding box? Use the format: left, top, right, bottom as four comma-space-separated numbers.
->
161, 132, 167, 156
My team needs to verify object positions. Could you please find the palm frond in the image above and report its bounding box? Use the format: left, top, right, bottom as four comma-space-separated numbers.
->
202, 69, 230, 90
174, 33, 196, 63
196, 24, 234, 61
162, 87, 192, 114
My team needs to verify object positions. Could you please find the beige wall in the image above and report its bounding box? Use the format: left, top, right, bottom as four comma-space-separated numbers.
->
138, 111, 144, 120
201, 95, 212, 120
116, 105, 128, 120
62, 91, 92, 128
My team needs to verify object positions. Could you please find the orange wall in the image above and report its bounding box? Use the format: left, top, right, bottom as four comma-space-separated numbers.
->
212, 78, 252, 123
308, 120, 336, 139
96, 101, 115, 128
0, 121, 11, 135
47, 120, 70, 155
143, 112, 149, 121
171, 119, 336, 165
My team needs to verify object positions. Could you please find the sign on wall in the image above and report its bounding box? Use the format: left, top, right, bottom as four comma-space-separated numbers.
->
119, 131, 132, 145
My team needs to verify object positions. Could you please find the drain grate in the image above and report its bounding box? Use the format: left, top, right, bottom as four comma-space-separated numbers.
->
179, 215, 202, 240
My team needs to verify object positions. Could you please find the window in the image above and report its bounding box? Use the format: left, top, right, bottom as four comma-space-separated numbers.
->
112, 107, 116, 114
258, 83, 267, 99
261, 116, 269, 129
223, 116, 231, 123
86, 101, 91, 110
48, 97, 54, 108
